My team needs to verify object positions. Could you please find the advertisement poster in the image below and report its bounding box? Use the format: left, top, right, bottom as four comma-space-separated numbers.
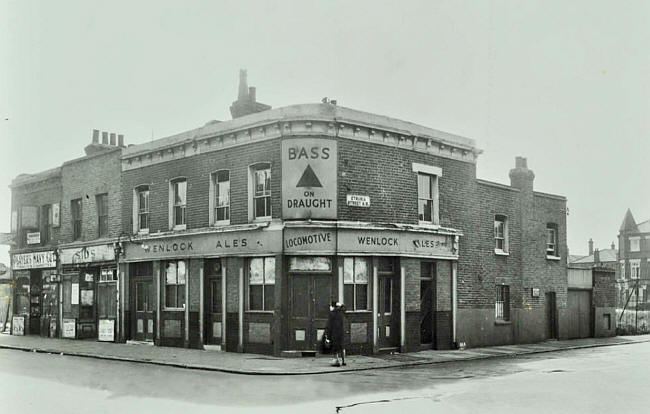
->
71, 283, 79, 305
98, 319, 115, 342
11, 316, 25, 336
81, 289, 94, 306
62, 319, 76, 338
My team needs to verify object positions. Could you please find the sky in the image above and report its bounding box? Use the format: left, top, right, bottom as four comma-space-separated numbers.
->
1, 0, 649, 265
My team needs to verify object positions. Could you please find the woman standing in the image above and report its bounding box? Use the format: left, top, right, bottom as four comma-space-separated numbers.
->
324, 301, 346, 367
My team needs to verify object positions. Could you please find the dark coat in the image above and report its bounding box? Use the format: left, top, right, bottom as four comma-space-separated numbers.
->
324, 306, 346, 353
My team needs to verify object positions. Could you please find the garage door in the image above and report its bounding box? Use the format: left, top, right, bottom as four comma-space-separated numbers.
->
567, 290, 591, 339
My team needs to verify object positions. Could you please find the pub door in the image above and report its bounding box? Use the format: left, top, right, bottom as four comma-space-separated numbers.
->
132, 278, 155, 342
288, 274, 331, 350
378, 274, 399, 348
420, 261, 436, 347
203, 259, 223, 346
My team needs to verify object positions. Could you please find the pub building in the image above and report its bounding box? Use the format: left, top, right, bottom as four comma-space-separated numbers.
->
9, 72, 569, 354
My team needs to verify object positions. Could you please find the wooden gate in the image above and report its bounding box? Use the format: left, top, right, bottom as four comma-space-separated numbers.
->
567, 289, 592, 339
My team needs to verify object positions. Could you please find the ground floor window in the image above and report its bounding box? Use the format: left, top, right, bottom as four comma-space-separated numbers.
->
165, 260, 186, 309
248, 257, 275, 311
496, 285, 510, 321
343, 257, 369, 311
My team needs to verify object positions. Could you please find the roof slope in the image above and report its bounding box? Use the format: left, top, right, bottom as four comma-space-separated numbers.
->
620, 209, 638, 232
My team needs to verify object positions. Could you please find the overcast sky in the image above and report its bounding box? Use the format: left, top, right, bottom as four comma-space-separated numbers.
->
1, 0, 648, 265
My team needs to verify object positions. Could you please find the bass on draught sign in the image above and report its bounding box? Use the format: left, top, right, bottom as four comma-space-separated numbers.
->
281, 138, 337, 219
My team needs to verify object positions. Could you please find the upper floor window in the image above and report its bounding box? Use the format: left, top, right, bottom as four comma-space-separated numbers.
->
412, 163, 441, 225
170, 179, 187, 230
41, 205, 51, 244
96, 193, 108, 238
211, 170, 230, 225
630, 237, 640, 252
630, 259, 641, 279
134, 185, 149, 233
250, 163, 271, 221
546, 223, 558, 257
494, 214, 508, 254
71, 198, 82, 240
248, 257, 275, 311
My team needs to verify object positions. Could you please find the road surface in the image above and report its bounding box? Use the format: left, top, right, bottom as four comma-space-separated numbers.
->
2, 341, 649, 413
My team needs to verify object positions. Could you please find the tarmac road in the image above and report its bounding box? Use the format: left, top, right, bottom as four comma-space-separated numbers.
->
2, 341, 649, 414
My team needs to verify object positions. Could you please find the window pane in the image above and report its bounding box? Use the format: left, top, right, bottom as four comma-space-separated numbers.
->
178, 286, 185, 308
418, 174, 431, 199
344, 285, 354, 309
288, 256, 332, 272
165, 262, 177, 285
217, 170, 229, 182
378, 257, 394, 273
419, 199, 432, 222
139, 191, 149, 212
250, 286, 263, 310
354, 258, 369, 284
494, 221, 504, 238
384, 279, 392, 313
249, 258, 264, 285
166, 285, 177, 308
356, 284, 368, 310
174, 181, 187, 205
177, 260, 186, 284
217, 180, 230, 207
255, 197, 267, 218
343, 258, 354, 283
139, 213, 148, 230
264, 285, 275, 310
175, 206, 186, 225
264, 257, 275, 284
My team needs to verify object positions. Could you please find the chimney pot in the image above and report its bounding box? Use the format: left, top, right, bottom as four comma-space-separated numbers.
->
92, 129, 99, 143
588, 238, 594, 255
515, 156, 528, 169
611, 241, 615, 250
110, 133, 116, 146
593, 248, 600, 264
102, 131, 108, 144
118, 134, 124, 147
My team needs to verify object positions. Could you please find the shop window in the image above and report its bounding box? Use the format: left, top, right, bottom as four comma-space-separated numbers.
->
99, 268, 117, 282
96, 193, 108, 238
495, 285, 510, 321
250, 163, 271, 221
248, 257, 275, 311
630, 259, 641, 279
164, 260, 186, 309
494, 214, 508, 254
546, 223, 558, 257
343, 257, 369, 311
169, 178, 187, 230
630, 237, 640, 252
211, 170, 230, 225
71, 198, 82, 240
41, 204, 52, 244
134, 185, 150, 233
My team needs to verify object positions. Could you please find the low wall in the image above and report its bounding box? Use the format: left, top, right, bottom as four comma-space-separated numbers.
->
616, 308, 650, 334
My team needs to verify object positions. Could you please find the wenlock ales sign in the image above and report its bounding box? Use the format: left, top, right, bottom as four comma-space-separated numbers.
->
281, 138, 337, 219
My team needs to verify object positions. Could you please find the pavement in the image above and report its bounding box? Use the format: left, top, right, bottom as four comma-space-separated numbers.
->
1, 332, 648, 375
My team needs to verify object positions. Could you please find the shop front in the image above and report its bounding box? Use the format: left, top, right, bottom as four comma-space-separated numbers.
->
59, 244, 118, 341
11, 250, 58, 336
122, 225, 283, 351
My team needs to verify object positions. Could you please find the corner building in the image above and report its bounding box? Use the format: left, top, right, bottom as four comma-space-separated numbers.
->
118, 98, 568, 355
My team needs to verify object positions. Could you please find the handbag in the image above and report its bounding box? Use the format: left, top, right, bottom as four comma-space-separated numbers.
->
321, 333, 332, 354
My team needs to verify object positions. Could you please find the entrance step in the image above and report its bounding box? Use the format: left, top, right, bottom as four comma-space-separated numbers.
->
126, 340, 154, 346
378, 347, 400, 355
203, 344, 222, 352
281, 350, 318, 358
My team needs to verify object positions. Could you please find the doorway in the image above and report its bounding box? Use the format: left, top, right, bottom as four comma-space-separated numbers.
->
203, 259, 223, 346
377, 257, 399, 349
289, 273, 331, 350
420, 261, 436, 347
130, 262, 155, 342
545, 291, 557, 339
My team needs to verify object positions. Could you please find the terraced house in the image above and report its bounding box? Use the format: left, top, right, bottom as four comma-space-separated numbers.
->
8, 72, 570, 355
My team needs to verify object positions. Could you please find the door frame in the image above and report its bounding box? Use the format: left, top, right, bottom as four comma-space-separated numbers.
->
287, 269, 332, 351
131, 276, 155, 342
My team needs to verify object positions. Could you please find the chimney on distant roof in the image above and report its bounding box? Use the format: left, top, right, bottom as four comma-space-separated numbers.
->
118, 134, 124, 147
110, 133, 116, 146
588, 238, 594, 255
611, 241, 615, 250
509, 156, 535, 193
92, 129, 99, 143
593, 248, 600, 265
229, 69, 271, 119
102, 131, 108, 144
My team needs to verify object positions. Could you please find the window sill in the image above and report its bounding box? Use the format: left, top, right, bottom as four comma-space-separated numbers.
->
163, 307, 185, 312
546, 255, 561, 261
172, 225, 187, 231
417, 221, 440, 229
245, 310, 274, 314
137, 229, 150, 235
494, 249, 509, 256
494, 320, 512, 326
253, 217, 272, 223
212, 220, 231, 227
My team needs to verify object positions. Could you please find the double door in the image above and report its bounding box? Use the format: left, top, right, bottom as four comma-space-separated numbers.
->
133, 278, 155, 342
289, 274, 331, 350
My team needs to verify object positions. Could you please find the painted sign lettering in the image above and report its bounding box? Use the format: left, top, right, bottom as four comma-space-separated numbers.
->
12, 251, 56, 270
61, 244, 115, 265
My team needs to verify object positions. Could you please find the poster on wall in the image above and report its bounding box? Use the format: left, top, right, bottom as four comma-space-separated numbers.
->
71, 283, 79, 305
81, 289, 94, 306
98, 319, 115, 342
62, 319, 76, 338
11, 316, 25, 336
52, 202, 60, 227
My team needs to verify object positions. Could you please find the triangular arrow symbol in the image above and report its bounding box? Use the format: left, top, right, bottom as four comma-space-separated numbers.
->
296, 164, 323, 188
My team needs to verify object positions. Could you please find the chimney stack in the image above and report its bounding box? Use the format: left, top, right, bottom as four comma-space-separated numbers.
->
230, 69, 271, 119
118, 134, 124, 147
102, 131, 108, 144
611, 241, 615, 250
508, 156, 535, 192
593, 248, 600, 265
92, 129, 99, 143
110, 133, 116, 146
588, 238, 594, 255
249, 86, 256, 102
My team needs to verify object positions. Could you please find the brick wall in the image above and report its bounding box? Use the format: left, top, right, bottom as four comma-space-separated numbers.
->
60, 148, 122, 243
11, 174, 62, 249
